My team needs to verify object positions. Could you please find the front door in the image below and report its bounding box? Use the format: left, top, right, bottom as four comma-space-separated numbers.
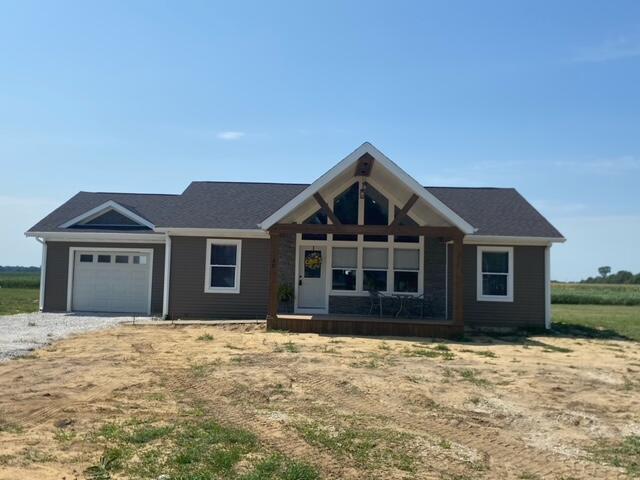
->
297, 246, 327, 311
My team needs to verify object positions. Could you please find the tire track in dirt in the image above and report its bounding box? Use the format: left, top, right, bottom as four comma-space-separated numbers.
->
293, 370, 626, 479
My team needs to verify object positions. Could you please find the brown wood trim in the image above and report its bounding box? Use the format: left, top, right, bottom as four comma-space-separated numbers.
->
267, 233, 280, 320
312, 192, 342, 225
268, 316, 464, 338
452, 235, 464, 326
389, 194, 419, 227
270, 223, 460, 238
354, 153, 375, 176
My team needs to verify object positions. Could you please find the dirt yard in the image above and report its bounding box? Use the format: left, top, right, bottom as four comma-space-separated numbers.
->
0, 324, 638, 479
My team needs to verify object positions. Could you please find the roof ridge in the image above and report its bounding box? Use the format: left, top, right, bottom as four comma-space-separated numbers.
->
425, 186, 516, 190
189, 181, 311, 186
81, 191, 180, 196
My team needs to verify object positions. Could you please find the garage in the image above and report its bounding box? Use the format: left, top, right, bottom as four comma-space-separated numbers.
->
70, 248, 153, 314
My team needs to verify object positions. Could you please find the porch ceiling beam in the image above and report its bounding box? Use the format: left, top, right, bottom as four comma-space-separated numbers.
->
312, 192, 342, 225
269, 223, 462, 238
389, 194, 419, 227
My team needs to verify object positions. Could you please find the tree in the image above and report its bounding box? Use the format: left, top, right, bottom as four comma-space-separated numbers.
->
598, 266, 611, 279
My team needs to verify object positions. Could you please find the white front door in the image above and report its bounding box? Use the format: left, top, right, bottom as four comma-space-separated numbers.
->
71, 250, 152, 314
297, 246, 327, 311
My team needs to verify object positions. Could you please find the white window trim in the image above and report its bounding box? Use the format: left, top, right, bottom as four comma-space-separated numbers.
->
476, 246, 514, 302
204, 239, 242, 294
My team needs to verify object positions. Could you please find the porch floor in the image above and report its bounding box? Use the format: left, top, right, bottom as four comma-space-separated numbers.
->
269, 313, 463, 338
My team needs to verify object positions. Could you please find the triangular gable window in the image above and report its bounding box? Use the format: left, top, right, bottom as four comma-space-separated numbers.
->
69, 208, 151, 230
301, 210, 327, 241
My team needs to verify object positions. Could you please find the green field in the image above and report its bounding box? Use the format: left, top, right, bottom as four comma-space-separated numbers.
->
0, 288, 39, 315
552, 304, 640, 341
552, 282, 640, 306
0, 272, 40, 289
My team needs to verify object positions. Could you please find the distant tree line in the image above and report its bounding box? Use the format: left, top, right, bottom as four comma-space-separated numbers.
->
582, 266, 640, 284
0, 266, 40, 273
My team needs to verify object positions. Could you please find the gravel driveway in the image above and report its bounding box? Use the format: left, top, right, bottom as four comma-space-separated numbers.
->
0, 312, 136, 362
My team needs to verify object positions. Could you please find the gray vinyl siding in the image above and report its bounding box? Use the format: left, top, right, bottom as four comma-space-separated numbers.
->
43, 241, 165, 314
168, 236, 271, 319
446, 244, 546, 328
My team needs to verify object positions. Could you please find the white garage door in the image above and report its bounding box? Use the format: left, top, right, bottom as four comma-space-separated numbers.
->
71, 250, 152, 314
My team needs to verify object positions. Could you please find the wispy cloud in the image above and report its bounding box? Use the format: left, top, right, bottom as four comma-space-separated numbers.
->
216, 131, 246, 141
573, 35, 640, 63
554, 155, 640, 175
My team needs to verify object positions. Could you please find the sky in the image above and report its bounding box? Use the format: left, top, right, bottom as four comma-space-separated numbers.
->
0, 1, 638, 281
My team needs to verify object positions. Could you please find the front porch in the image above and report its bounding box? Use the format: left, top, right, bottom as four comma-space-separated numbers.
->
270, 313, 463, 338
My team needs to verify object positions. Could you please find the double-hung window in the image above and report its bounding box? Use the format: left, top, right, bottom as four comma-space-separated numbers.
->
363, 248, 388, 292
393, 248, 420, 293
477, 246, 513, 302
332, 247, 357, 291
205, 239, 242, 293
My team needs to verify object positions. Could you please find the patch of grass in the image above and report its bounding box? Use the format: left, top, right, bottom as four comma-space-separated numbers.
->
552, 283, 640, 306
239, 454, 319, 480
0, 416, 23, 434
404, 345, 455, 360
518, 472, 541, 480
197, 333, 214, 341
54, 429, 77, 443
460, 349, 497, 358
89, 417, 317, 480
552, 304, 640, 341
0, 288, 39, 316
296, 419, 416, 472
458, 369, 491, 388
274, 341, 300, 353
588, 435, 640, 475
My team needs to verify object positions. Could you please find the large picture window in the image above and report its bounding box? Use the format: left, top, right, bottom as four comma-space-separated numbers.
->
363, 184, 388, 242
477, 246, 513, 302
333, 182, 359, 241
205, 239, 242, 293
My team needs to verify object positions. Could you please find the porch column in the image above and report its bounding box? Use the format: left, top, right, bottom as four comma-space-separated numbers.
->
267, 232, 280, 320
452, 234, 464, 326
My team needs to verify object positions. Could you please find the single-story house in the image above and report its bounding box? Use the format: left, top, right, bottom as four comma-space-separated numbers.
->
26, 142, 564, 337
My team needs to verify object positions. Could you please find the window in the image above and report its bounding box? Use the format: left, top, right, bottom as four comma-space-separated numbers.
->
133, 255, 147, 265
333, 182, 359, 241
393, 248, 419, 292
304, 250, 322, 278
332, 247, 357, 290
115, 255, 129, 264
477, 246, 513, 302
363, 248, 388, 292
205, 239, 242, 293
363, 184, 388, 242
79, 254, 93, 263
97, 255, 111, 263
394, 206, 419, 243
301, 210, 327, 241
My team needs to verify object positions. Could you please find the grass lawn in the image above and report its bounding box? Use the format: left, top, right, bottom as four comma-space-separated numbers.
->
0, 288, 39, 316
552, 304, 640, 341
552, 282, 640, 306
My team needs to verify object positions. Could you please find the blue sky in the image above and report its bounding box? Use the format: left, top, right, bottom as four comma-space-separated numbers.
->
1, 1, 638, 280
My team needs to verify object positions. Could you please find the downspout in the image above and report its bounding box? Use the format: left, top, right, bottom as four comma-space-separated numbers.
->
35, 237, 47, 311
445, 240, 453, 321
162, 233, 172, 319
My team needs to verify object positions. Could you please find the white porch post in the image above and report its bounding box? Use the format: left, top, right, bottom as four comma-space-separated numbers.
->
162, 234, 172, 319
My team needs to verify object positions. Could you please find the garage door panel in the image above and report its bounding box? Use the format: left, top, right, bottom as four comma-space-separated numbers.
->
71, 251, 151, 314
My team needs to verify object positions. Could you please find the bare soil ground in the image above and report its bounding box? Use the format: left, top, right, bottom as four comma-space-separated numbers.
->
0, 324, 638, 479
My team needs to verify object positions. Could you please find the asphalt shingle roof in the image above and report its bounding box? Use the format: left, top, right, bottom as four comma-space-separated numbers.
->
28, 182, 563, 239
